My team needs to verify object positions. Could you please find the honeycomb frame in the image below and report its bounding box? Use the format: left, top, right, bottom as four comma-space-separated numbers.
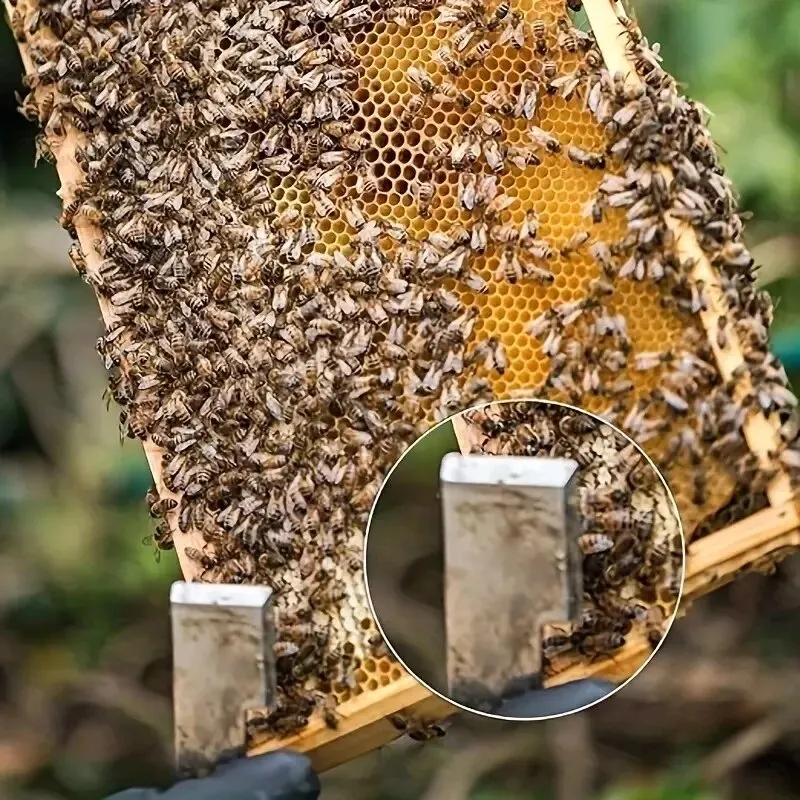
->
5, 0, 800, 774
206, 0, 800, 761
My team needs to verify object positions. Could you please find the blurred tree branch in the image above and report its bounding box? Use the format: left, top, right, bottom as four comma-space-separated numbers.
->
420, 728, 542, 800
549, 715, 596, 800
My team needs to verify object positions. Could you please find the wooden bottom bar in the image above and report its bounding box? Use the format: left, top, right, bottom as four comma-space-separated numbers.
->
247, 675, 453, 773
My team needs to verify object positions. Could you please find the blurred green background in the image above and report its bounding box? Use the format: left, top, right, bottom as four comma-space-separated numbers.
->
1, 0, 800, 798
366, 420, 457, 698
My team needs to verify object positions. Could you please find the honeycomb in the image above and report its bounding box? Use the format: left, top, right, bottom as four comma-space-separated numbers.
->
299, 1, 737, 536
10, 0, 797, 745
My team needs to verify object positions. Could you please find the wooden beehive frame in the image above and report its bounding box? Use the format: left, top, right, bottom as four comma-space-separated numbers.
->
5, 0, 799, 775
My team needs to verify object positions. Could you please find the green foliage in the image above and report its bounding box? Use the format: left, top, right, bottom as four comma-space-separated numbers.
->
639, 0, 800, 383
600, 777, 719, 800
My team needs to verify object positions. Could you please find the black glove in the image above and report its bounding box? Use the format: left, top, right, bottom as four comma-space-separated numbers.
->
104, 751, 320, 800
495, 678, 618, 718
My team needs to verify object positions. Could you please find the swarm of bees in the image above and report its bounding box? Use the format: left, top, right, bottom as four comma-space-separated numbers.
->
10, 0, 799, 743
462, 401, 682, 673
514, 10, 800, 532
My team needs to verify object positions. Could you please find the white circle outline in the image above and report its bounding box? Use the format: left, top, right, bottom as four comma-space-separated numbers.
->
361, 397, 687, 722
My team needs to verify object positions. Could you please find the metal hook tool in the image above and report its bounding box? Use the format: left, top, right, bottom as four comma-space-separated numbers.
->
170, 582, 277, 777
441, 453, 583, 711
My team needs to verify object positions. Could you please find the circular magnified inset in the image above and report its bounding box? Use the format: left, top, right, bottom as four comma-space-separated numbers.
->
364, 399, 685, 721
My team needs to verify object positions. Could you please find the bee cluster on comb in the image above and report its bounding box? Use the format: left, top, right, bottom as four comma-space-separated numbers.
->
461, 401, 682, 677
7, 0, 798, 743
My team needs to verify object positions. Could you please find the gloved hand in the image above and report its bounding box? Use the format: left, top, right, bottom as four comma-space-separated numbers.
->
495, 678, 618, 718
104, 751, 320, 800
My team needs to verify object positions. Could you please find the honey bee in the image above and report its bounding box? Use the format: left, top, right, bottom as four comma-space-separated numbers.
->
414, 175, 435, 217
67, 241, 88, 277
692, 465, 708, 505
513, 79, 539, 120
319, 695, 341, 730
488, 1, 511, 29
525, 261, 556, 285
715, 315, 730, 349
400, 92, 426, 129
434, 79, 471, 109
528, 125, 562, 154
578, 533, 614, 555
270, 714, 311, 737
482, 138, 505, 172
144, 523, 174, 556
462, 269, 488, 293
713, 241, 754, 271
573, 630, 625, 659
496, 10, 525, 48
580, 484, 630, 516
604, 543, 644, 587
531, 19, 548, 55
432, 46, 464, 76
495, 246, 523, 285
274, 641, 301, 660
388, 714, 408, 732
367, 632, 389, 659
542, 630, 572, 657
425, 139, 449, 170
147, 490, 178, 519
582, 193, 606, 224
490, 338, 507, 374
183, 546, 217, 572
389, 714, 448, 741
557, 18, 582, 52
567, 145, 606, 170
164, 320, 186, 364
655, 386, 689, 415
635, 350, 674, 371
560, 230, 591, 259
463, 38, 494, 67
71, 92, 96, 119
406, 64, 436, 95
464, 173, 501, 212
451, 132, 481, 171
481, 85, 513, 117
638, 605, 667, 650
383, 5, 422, 25
505, 145, 542, 170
